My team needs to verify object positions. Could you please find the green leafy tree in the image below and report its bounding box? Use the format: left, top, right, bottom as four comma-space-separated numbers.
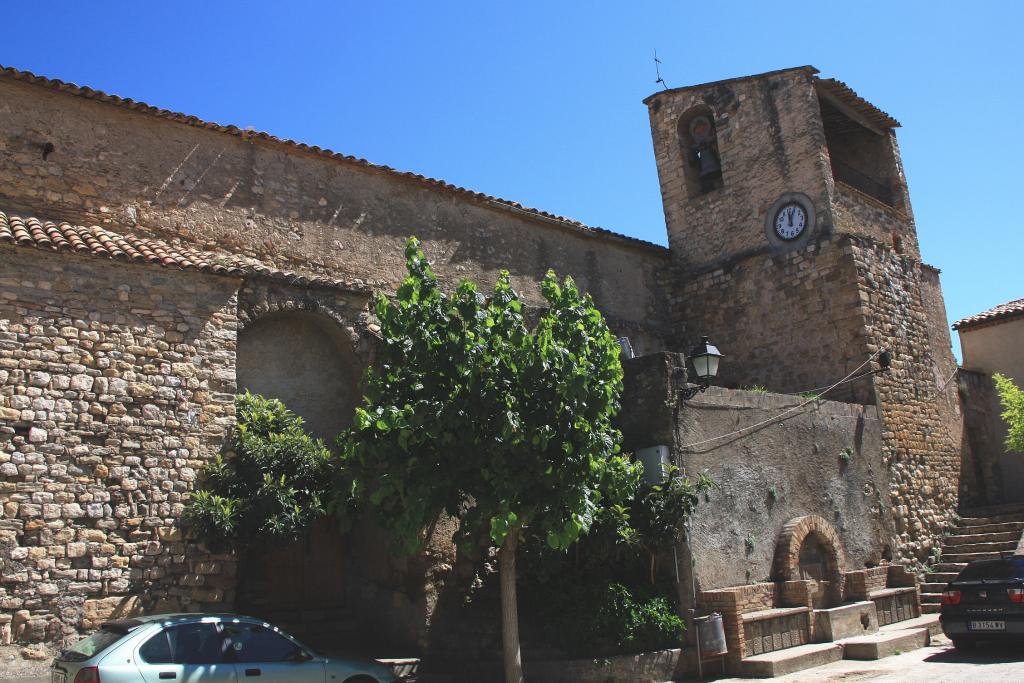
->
629, 467, 716, 584
994, 373, 1024, 452
184, 391, 335, 549
340, 238, 638, 683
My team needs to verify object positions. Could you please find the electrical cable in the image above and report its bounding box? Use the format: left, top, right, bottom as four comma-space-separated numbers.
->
677, 351, 881, 450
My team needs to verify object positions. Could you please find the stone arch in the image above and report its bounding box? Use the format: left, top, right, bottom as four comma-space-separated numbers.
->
772, 514, 846, 586
236, 307, 361, 440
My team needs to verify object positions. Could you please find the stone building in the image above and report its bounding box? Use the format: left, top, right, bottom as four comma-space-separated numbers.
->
0, 63, 962, 667
955, 298, 1024, 507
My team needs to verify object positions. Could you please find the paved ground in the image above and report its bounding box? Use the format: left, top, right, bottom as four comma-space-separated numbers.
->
6, 636, 1023, 682
713, 636, 1024, 683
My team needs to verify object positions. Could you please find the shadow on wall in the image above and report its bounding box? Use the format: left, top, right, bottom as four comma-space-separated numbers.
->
232, 307, 440, 654
235, 310, 359, 442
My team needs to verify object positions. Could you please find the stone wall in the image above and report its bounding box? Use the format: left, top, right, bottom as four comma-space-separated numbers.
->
620, 354, 895, 593
0, 75, 671, 350
672, 235, 870, 402
832, 183, 919, 260
851, 238, 962, 562
0, 245, 239, 644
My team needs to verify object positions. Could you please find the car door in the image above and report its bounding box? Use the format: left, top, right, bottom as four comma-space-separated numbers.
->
136, 622, 237, 683
225, 622, 324, 683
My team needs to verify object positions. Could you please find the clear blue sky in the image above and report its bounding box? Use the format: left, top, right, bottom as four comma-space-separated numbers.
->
3, 2, 1021, 361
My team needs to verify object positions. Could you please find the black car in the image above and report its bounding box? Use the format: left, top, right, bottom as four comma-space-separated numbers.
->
940, 555, 1024, 648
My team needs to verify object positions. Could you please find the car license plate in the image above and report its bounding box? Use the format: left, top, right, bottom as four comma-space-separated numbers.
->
51, 671, 66, 683
968, 620, 1005, 631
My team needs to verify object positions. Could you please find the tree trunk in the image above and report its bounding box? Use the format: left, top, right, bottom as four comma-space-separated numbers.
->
500, 527, 523, 683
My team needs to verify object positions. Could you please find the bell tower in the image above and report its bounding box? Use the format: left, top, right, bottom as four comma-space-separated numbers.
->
646, 66, 917, 271
644, 66, 920, 395
645, 67, 962, 564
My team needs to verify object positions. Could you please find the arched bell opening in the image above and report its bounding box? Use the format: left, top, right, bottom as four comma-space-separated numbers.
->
677, 104, 724, 197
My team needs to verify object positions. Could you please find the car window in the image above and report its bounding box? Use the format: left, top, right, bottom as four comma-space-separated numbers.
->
139, 630, 173, 664
61, 628, 127, 662
226, 623, 301, 663
168, 623, 230, 665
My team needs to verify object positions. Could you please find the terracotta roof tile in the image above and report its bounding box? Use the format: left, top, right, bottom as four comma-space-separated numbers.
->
953, 298, 1024, 331
815, 78, 901, 129
0, 65, 666, 254
0, 210, 367, 294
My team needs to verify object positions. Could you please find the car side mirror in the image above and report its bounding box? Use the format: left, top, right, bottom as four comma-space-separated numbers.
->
288, 647, 313, 663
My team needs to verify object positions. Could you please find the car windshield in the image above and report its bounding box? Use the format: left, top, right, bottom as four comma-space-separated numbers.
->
957, 558, 1024, 581
60, 628, 127, 662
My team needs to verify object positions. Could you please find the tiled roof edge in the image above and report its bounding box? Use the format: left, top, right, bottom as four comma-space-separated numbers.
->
0, 65, 667, 255
953, 298, 1024, 330
643, 65, 819, 104
0, 209, 370, 294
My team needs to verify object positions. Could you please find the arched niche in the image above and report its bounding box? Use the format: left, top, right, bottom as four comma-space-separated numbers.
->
677, 104, 724, 197
236, 310, 359, 441
772, 514, 846, 606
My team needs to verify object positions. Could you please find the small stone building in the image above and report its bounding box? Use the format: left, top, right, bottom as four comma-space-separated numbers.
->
955, 298, 1024, 506
0, 63, 962, 662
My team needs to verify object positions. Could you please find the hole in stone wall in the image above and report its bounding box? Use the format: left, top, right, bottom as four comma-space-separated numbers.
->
798, 535, 828, 581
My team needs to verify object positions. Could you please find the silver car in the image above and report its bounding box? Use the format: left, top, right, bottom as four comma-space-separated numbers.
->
50, 613, 400, 683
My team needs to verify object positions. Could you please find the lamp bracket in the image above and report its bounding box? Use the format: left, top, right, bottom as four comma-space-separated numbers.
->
679, 382, 710, 401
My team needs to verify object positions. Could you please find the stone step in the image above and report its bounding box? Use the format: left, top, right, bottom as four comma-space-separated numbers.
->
920, 593, 942, 604
377, 658, 419, 679
841, 627, 930, 660
934, 562, 967, 573
884, 614, 941, 638
920, 582, 948, 593
740, 642, 844, 678
960, 503, 1024, 519
922, 603, 940, 614
926, 571, 960, 584
944, 550, 1012, 564
944, 531, 1022, 546
955, 521, 1024, 535
940, 540, 1020, 554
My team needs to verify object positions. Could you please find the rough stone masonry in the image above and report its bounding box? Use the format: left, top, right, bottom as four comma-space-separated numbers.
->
0, 63, 963, 652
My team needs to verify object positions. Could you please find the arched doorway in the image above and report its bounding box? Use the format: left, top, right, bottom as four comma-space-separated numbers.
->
234, 310, 360, 643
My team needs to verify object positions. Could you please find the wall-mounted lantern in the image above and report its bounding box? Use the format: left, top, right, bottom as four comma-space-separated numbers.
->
680, 336, 723, 400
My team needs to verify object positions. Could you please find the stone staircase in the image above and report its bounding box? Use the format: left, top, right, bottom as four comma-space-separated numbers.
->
919, 509, 1024, 614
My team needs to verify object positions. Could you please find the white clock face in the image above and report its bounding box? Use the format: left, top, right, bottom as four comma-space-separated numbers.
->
774, 203, 807, 241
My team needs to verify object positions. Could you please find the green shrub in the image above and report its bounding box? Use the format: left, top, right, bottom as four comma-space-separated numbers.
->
184, 391, 335, 548
525, 578, 684, 657
994, 374, 1024, 452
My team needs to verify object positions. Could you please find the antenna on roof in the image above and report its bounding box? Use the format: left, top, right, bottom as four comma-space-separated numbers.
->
654, 49, 668, 90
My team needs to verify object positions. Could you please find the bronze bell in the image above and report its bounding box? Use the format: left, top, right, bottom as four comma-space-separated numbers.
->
695, 145, 721, 178
688, 115, 721, 179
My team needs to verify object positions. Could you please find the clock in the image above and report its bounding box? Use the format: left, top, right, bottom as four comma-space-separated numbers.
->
773, 202, 807, 241
764, 193, 815, 249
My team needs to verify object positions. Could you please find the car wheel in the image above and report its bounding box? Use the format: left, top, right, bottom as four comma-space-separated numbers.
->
343, 676, 384, 683
952, 637, 977, 650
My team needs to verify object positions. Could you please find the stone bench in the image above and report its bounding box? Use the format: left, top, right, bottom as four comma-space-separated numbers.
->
741, 606, 811, 657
